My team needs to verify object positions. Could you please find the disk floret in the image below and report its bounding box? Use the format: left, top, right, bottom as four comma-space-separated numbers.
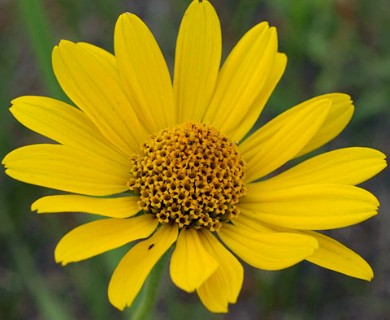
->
128, 122, 246, 231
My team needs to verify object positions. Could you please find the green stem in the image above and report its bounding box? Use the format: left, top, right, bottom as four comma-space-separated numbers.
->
16, 0, 66, 99
130, 253, 169, 320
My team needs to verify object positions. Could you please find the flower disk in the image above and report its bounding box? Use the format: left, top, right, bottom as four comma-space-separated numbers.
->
128, 122, 246, 231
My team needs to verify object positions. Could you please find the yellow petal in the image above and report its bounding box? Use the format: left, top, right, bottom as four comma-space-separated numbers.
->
240, 99, 330, 182
218, 223, 318, 270
236, 213, 374, 280
174, 0, 221, 123
108, 224, 178, 310
55, 214, 158, 265
257, 147, 387, 188
170, 228, 218, 292
52, 41, 148, 155
305, 231, 374, 280
10, 96, 130, 166
32, 195, 140, 218
296, 93, 354, 157
114, 13, 175, 133
77, 42, 116, 67
196, 230, 243, 313
3, 144, 129, 196
202, 22, 277, 138
229, 53, 287, 142
241, 184, 379, 230
236, 210, 276, 233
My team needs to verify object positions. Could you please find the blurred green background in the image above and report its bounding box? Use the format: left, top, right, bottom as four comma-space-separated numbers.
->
0, 0, 389, 319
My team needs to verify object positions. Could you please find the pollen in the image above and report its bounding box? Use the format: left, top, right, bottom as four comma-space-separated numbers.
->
128, 122, 246, 231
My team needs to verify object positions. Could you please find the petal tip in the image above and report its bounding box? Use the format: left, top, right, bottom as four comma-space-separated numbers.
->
57, 39, 74, 49
108, 295, 126, 312
54, 255, 67, 266
30, 201, 42, 214
117, 11, 138, 24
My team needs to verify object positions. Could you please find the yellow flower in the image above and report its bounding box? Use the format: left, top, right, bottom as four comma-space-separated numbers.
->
3, 0, 386, 313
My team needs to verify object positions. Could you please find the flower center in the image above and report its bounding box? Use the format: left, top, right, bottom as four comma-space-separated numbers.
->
128, 122, 246, 231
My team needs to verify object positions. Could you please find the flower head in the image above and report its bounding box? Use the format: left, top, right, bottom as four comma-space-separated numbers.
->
3, 0, 386, 313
